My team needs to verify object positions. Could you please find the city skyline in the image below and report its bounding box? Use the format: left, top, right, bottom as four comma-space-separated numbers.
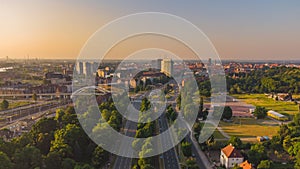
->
1, 1, 300, 60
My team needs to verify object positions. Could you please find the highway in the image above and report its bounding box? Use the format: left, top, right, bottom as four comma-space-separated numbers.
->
113, 98, 140, 169
158, 113, 180, 169
113, 80, 212, 169
113, 120, 137, 169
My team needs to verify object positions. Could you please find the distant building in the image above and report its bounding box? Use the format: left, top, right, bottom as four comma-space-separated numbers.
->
129, 78, 138, 88
76, 62, 83, 74
161, 58, 173, 77
208, 58, 212, 66
157, 59, 162, 70
267, 110, 288, 121
220, 144, 244, 169
83, 62, 92, 75
97, 67, 110, 78
44, 72, 71, 85
91, 62, 99, 73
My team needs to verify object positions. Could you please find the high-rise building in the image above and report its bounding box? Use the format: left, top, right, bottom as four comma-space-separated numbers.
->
83, 62, 92, 75
91, 62, 99, 73
208, 58, 212, 66
161, 58, 173, 77
76, 62, 83, 75
157, 59, 162, 70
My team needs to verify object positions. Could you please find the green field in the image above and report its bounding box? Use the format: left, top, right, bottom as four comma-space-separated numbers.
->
213, 129, 227, 140
219, 118, 280, 138
231, 94, 299, 116
200, 123, 227, 140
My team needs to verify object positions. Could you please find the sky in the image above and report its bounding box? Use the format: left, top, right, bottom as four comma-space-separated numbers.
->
1, 0, 300, 60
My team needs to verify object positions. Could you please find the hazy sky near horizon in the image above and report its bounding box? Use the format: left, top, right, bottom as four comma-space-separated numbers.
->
1, 0, 300, 60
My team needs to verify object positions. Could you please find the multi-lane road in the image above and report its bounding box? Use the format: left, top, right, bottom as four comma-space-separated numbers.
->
113, 96, 141, 169
158, 113, 180, 169
113, 82, 212, 169
113, 120, 137, 169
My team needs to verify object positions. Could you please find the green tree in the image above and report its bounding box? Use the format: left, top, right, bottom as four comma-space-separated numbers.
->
199, 97, 204, 112
92, 146, 109, 168
61, 158, 76, 169
101, 109, 111, 122
0, 99, 9, 110
228, 136, 242, 149
176, 94, 181, 110
294, 113, 300, 126
295, 150, 300, 169
186, 157, 199, 169
184, 103, 197, 123
55, 109, 65, 125
32, 93, 37, 102
193, 122, 202, 133
247, 144, 267, 165
0, 137, 15, 157
232, 164, 243, 169
0, 151, 13, 169
222, 106, 233, 120
13, 146, 42, 169
74, 164, 94, 169
253, 106, 267, 119
44, 151, 62, 169
36, 133, 53, 155
181, 141, 192, 157
257, 160, 271, 169
140, 98, 151, 112
50, 124, 81, 158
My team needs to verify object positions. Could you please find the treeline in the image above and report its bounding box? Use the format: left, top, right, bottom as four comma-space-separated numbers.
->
0, 103, 122, 169
228, 67, 300, 94
132, 98, 157, 169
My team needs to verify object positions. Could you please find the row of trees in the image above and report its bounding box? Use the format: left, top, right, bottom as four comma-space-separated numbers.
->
132, 98, 157, 169
277, 113, 300, 168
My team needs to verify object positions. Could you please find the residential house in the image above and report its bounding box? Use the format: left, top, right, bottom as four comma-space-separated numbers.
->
220, 144, 244, 168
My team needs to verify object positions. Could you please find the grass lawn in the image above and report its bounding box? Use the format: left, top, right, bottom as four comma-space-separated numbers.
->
219, 118, 280, 138
231, 94, 299, 116
200, 122, 227, 140
213, 129, 227, 140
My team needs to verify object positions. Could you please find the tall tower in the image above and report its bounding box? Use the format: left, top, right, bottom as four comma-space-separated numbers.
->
76, 62, 83, 75
161, 59, 173, 77
83, 62, 92, 75
157, 59, 162, 70
208, 58, 212, 66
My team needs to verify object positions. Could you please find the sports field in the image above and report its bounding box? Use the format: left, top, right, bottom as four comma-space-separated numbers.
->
219, 118, 280, 138
231, 94, 299, 116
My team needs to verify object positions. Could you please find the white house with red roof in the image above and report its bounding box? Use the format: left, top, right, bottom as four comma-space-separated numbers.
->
220, 144, 244, 168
